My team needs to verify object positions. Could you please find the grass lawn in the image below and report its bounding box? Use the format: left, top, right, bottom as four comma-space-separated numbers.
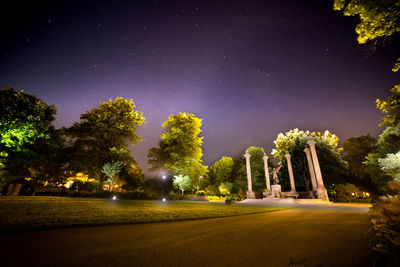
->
0, 196, 290, 232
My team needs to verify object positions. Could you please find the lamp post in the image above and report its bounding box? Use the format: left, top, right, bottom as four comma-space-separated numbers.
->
162, 175, 166, 201
198, 176, 203, 191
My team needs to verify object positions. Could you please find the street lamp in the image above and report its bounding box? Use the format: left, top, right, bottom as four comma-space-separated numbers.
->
198, 176, 203, 190
162, 175, 166, 201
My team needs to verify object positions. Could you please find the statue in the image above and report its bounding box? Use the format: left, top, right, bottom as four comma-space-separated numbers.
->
269, 165, 282, 185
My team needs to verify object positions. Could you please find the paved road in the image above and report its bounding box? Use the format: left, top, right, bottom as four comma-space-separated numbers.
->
0, 208, 373, 267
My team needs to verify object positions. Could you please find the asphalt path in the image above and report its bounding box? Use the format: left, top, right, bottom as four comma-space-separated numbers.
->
0, 207, 373, 267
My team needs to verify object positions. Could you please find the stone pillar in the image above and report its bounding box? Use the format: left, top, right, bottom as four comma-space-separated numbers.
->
304, 146, 318, 191
285, 152, 296, 193
263, 153, 271, 192
244, 150, 255, 199
307, 140, 324, 188
307, 140, 329, 201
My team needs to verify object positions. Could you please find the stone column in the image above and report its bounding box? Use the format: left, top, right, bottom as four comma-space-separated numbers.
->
285, 152, 296, 193
304, 146, 318, 191
307, 140, 324, 188
307, 140, 329, 201
244, 150, 255, 199
263, 153, 271, 192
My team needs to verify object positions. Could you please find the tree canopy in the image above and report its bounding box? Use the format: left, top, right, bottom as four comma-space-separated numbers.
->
0, 87, 56, 167
67, 97, 145, 180
0, 87, 57, 184
334, 0, 400, 46
147, 112, 207, 184
212, 156, 235, 185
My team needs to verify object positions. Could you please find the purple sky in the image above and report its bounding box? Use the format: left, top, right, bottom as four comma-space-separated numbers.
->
1, 0, 399, 171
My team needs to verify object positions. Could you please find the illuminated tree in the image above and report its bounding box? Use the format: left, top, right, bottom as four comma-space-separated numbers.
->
365, 127, 400, 191
376, 85, 400, 128
0, 87, 57, 193
173, 174, 192, 196
102, 161, 124, 191
147, 112, 207, 184
0, 87, 56, 167
334, 0, 400, 46
67, 97, 145, 180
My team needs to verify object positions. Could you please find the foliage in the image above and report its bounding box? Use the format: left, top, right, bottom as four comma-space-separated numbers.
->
205, 185, 219, 196
272, 128, 341, 160
376, 85, 400, 128
212, 156, 234, 185
365, 126, 400, 192
378, 152, 400, 182
272, 129, 346, 191
342, 134, 376, 189
120, 164, 145, 191
101, 161, 124, 191
333, 0, 400, 45
0, 87, 57, 185
173, 174, 192, 195
370, 182, 400, 265
67, 97, 145, 180
148, 112, 207, 184
219, 182, 233, 196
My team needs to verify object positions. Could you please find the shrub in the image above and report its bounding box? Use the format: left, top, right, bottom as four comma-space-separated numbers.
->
196, 190, 206, 196
370, 182, 400, 265
219, 182, 233, 196
205, 185, 219, 196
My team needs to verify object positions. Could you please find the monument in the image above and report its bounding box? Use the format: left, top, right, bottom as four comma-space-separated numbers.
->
244, 141, 328, 201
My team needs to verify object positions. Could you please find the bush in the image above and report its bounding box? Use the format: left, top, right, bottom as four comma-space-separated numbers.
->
205, 185, 219, 196
370, 182, 400, 265
219, 182, 233, 196
196, 190, 206, 196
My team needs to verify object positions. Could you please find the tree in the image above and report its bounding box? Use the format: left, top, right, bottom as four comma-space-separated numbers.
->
102, 161, 124, 191
272, 129, 347, 191
147, 112, 207, 185
334, 0, 400, 60
120, 164, 146, 191
173, 174, 192, 196
212, 156, 234, 185
67, 97, 145, 180
0, 87, 57, 194
376, 85, 400, 127
342, 134, 377, 190
365, 127, 400, 192
0, 87, 56, 167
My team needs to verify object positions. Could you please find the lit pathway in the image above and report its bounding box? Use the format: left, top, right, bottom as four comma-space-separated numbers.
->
0, 206, 373, 266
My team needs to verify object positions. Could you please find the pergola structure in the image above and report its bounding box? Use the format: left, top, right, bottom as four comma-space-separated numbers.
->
244, 139, 329, 201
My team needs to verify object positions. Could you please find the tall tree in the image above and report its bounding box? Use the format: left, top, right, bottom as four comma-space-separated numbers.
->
147, 112, 207, 185
341, 134, 376, 189
0, 87, 57, 193
67, 97, 145, 180
211, 156, 235, 185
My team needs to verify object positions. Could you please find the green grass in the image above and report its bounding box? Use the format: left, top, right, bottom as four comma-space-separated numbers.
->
0, 196, 291, 232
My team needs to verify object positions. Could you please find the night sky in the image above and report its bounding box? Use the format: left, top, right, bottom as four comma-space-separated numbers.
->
1, 0, 399, 171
